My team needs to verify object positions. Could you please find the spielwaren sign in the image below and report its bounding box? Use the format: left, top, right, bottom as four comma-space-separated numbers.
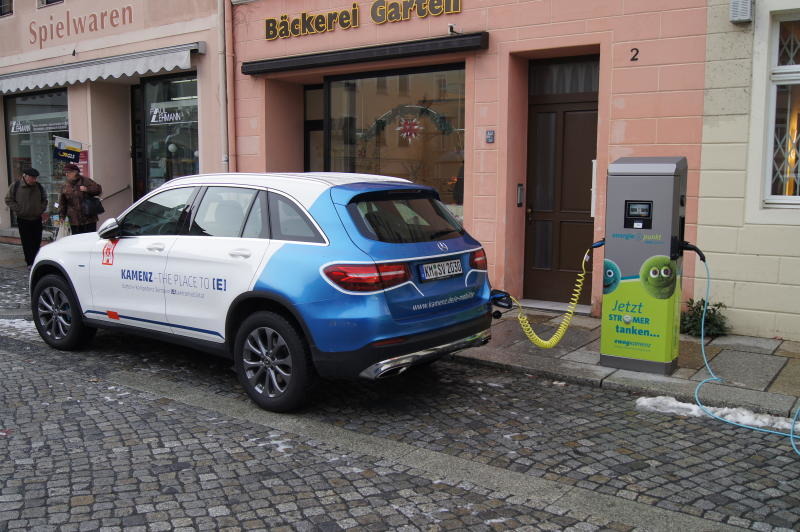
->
266, 0, 462, 41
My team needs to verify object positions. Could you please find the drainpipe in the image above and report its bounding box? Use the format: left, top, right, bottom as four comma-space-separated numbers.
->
224, 0, 237, 172
218, 0, 230, 172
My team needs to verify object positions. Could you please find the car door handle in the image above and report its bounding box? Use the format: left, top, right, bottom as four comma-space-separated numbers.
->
228, 249, 251, 259
146, 243, 166, 252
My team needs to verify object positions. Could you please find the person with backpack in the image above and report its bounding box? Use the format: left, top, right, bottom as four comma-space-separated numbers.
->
4, 167, 48, 268
58, 163, 102, 234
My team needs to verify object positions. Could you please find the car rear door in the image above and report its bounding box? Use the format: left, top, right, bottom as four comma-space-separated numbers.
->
164, 186, 271, 343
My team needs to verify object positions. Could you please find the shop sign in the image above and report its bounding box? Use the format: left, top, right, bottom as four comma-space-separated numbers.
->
265, 0, 462, 41
28, 5, 134, 50
53, 136, 83, 163
149, 101, 198, 126
8, 118, 69, 135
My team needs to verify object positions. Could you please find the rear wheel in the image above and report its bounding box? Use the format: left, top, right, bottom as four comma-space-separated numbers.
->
32, 274, 96, 350
234, 311, 314, 412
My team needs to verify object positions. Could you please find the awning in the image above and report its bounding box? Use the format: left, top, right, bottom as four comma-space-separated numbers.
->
0, 42, 205, 94
242, 33, 488, 76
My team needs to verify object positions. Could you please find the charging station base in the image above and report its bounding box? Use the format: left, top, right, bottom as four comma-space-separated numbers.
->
599, 354, 676, 375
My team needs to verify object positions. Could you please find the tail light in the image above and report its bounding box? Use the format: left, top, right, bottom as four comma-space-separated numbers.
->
324, 263, 410, 292
470, 248, 487, 270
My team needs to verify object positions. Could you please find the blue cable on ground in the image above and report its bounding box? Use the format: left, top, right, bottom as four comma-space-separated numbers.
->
693, 260, 800, 456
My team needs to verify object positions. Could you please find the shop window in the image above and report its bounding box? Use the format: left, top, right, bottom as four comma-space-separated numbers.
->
4, 90, 68, 226
134, 73, 199, 195
769, 19, 800, 201
0, 0, 12, 17
329, 65, 465, 218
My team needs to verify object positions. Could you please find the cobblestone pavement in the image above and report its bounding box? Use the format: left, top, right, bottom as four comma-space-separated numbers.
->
1, 266, 799, 531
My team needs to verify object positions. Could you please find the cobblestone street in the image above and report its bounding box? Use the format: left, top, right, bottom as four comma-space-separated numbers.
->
1, 265, 799, 531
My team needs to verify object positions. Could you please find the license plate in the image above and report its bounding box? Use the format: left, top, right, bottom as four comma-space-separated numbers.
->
420, 258, 463, 281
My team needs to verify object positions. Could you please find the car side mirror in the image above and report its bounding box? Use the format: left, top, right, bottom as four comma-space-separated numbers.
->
98, 217, 120, 239
490, 289, 513, 310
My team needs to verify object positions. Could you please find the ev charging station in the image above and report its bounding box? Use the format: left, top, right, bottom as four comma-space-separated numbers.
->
600, 157, 687, 375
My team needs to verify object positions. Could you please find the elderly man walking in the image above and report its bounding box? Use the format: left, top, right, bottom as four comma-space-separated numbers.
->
4, 167, 48, 268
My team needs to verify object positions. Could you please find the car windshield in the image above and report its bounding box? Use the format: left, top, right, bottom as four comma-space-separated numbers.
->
348, 190, 464, 243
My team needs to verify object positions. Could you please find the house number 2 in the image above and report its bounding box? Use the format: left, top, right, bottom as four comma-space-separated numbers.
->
630, 48, 640, 62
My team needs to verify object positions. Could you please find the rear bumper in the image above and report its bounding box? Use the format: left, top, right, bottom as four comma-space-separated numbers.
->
311, 312, 492, 379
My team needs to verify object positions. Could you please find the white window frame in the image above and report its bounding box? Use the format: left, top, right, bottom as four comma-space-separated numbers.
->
746, 1, 800, 224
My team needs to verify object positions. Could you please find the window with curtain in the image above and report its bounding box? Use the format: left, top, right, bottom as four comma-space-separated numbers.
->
769, 19, 800, 202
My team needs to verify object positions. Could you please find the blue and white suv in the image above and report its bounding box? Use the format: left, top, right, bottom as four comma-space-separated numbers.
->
30, 173, 501, 411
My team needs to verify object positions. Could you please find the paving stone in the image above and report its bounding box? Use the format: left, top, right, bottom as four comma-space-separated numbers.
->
768, 359, 800, 397
677, 341, 723, 370
708, 335, 782, 355
691, 350, 787, 391
776, 341, 800, 359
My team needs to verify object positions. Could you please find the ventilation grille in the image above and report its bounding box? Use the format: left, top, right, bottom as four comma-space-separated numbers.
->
729, 0, 752, 24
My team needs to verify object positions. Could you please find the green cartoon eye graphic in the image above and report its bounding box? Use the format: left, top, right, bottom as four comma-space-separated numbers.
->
640, 255, 678, 299
603, 259, 621, 294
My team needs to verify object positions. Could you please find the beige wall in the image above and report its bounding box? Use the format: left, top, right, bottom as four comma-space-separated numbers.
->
697, 0, 800, 341
0, 0, 223, 232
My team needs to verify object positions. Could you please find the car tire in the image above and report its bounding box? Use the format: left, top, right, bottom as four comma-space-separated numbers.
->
32, 274, 96, 350
234, 311, 314, 412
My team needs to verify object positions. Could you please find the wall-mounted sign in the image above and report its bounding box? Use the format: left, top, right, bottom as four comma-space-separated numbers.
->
265, 0, 462, 41
28, 5, 134, 50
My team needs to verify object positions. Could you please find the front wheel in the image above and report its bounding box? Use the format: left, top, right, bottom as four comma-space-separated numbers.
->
233, 311, 314, 412
32, 274, 96, 350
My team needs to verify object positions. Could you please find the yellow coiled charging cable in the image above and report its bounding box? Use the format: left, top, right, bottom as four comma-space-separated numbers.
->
510, 248, 592, 349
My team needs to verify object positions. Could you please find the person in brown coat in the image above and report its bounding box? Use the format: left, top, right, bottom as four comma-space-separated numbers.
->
4, 167, 48, 267
58, 163, 102, 234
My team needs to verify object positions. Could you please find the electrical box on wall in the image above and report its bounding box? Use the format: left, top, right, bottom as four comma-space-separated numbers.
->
729, 0, 752, 24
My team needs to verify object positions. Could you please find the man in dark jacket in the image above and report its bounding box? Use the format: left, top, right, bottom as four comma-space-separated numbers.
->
4, 168, 48, 267
59, 163, 102, 234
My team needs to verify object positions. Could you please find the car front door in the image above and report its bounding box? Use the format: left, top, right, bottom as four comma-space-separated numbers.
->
164, 186, 271, 343
88, 186, 197, 333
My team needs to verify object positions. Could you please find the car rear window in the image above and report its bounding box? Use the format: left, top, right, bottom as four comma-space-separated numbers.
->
347, 190, 464, 243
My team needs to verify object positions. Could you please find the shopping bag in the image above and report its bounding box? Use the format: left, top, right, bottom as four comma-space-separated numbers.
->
56, 221, 72, 240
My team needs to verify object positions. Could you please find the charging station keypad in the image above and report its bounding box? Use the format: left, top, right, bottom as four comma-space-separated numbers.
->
624, 200, 653, 229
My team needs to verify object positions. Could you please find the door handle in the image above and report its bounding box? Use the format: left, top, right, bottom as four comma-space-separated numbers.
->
228, 248, 251, 259
146, 243, 166, 252
526, 206, 533, 224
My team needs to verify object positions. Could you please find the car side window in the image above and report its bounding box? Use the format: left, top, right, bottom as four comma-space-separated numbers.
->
242, 191, 269, 239
119, 187, 196, 237
268, 192, 324, 243
188, 186, 258, 237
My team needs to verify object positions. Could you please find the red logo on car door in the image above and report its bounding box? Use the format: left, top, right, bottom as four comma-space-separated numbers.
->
102, 239, 118, 265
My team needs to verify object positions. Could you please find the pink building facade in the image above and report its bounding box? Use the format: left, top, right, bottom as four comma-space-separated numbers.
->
230, 0, 706, 315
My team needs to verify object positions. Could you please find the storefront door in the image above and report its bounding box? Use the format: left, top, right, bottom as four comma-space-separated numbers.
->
523, 56, 598, 304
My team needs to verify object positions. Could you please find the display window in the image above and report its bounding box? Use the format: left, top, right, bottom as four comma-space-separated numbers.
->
4, 89, 68, 225
322, 65, 465, 218
132, 73, 199, 197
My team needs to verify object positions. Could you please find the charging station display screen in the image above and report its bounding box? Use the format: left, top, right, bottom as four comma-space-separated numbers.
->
627, 202, 651, 218
624, 200, 652, 229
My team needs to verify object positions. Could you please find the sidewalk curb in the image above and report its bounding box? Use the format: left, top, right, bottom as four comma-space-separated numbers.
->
452, 351, 800, 418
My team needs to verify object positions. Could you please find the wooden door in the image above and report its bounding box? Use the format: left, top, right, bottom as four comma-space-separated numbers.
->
523, 102, 597, 303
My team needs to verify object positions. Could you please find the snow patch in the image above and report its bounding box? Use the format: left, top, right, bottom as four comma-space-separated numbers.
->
635, 396, 796, 431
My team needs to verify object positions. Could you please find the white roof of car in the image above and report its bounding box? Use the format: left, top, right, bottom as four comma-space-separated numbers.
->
162, 172, 413, 209
169, 172, 410, 187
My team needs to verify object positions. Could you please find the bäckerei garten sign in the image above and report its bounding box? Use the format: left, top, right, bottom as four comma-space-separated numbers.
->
265, 0, 462, 40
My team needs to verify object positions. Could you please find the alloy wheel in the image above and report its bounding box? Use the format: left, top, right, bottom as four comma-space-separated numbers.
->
37, 286, 73, 340
242, 326, 293, 398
